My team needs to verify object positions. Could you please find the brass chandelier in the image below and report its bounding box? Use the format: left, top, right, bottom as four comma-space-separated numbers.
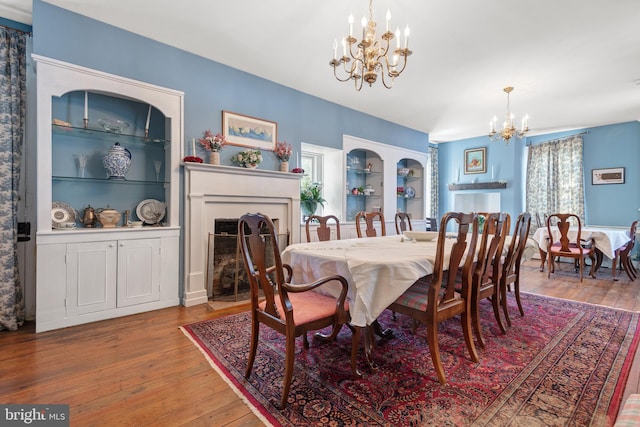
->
488, 87, 529, 144
329, 0, 412, 91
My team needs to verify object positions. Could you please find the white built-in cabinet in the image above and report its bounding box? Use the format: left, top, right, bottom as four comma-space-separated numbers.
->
342, 135, 427, 235
33, 55, 183, 332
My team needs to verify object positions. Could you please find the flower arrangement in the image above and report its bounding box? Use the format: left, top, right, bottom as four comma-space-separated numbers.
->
231, 149, 263, 168
198, 129, 226, 152
301, 182, 327, 206
301, 182, 326, 216
275, 141, 292, 162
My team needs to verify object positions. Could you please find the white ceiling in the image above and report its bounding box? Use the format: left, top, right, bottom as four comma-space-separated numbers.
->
4, 0, 640, 142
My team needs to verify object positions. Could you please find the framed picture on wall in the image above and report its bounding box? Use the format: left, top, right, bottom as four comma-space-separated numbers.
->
592, 167, 624, 185
464, 147, 486, 174
222, 110, 277, 151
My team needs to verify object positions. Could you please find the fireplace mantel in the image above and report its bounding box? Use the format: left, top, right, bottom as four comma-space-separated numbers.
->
182, 163, 302, 306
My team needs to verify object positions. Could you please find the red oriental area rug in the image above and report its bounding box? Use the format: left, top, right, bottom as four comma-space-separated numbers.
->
181, 293, 640, 426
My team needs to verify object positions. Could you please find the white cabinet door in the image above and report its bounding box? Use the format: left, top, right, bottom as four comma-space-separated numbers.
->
117, 238, 161, 307
66, 241, 117, 316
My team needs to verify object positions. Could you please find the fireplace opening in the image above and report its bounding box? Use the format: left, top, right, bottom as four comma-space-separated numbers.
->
207, 218, 289, 301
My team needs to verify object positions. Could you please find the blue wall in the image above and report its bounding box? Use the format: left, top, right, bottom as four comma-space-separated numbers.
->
439, 121, 640, 228
31, 0, 429, 172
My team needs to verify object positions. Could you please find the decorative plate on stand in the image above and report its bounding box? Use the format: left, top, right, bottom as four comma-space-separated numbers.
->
405, 186, 416, 198
136, 199, 166, 225
51, 201, 76, 228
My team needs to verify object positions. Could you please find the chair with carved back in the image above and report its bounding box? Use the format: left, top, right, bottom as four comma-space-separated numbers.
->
238, 213, 358, 409
546, 213, 596, 282
612, 220, 638, 281
470, 212, 510, 348
388, 211, 480, 384
499, 212, 532, 326
425, 217, 438, 232
394, 212, 413, 235
355, 211, 386, 238
305, 214, 341, 242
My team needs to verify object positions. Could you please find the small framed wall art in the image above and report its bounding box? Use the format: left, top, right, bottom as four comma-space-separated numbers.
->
592, 167, 624, 185
222, 111, 277, 151
464, 147, 486, 174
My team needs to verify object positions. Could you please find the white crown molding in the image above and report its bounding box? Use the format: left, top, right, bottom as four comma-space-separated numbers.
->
0, 1, 32, 25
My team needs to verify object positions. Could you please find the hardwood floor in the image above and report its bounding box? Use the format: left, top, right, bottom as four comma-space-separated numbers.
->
1, 259, 638, 426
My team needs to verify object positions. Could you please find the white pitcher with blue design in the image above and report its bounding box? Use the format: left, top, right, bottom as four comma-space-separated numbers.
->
103, 142, 131, 180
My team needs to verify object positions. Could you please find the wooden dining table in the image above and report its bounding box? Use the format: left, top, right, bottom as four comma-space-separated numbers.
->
280, 233, 536, 370
531, 226, 631, 276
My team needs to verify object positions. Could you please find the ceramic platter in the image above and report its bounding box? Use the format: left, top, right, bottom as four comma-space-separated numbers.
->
136, 199, 166, 224
51, 201, 76, 229
405, 186, 416, 198
403, 231, 439, 242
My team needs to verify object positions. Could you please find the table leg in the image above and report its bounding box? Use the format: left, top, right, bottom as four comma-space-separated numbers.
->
372, 319, 393, 339
592, 248, 604, 274
538, 248, 547, 271
349, 324, 378, 376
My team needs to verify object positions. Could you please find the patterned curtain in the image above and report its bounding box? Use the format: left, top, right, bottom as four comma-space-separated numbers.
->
526, 135, 585, 224
426, 145, 439, 218
0, 27, 27, 330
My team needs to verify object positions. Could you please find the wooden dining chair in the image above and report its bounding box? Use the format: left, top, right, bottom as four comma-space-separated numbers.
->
238, 213, 358, 409
388, 211, 479, 384
425, 217, 438, 232
499, 212, 531, 327
470, 212, 509, 348
394, 212, 412, 234
355, 211, 386, 238
546, 213, 596, 282
305, 214, 341, 242
612, 220, 637, 281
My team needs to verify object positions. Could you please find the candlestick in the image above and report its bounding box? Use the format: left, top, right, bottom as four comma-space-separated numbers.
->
457, 168, 460, 182
491, 166, 494, 181
145, 105, 151, 131
192, 138, 196, 156
84, 91, 88, 128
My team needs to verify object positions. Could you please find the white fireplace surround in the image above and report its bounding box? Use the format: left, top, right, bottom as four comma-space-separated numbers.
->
182, 163, 302, 306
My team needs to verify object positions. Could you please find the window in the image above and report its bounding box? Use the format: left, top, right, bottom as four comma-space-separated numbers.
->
300, 143, 343, 220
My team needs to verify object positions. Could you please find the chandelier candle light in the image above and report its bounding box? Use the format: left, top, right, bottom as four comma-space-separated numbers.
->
330, 0, 412, 91
489, 87, 529, 144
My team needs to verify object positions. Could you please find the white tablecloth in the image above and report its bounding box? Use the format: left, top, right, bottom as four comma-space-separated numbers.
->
532, 226, 630, 259
281, 234, 536, 327
281, 236, 442, 327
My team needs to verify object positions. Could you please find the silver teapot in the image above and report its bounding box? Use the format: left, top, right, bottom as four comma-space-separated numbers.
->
103, 142, 131, 180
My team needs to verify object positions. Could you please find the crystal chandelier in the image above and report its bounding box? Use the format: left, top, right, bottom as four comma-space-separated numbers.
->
488, 87, 529, 144
329, 0, 412, 91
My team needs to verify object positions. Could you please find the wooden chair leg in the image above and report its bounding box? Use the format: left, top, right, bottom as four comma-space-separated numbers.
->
245, 318, 259, 378
461, 310, 479, 363
514, 277, 524, 317
612, 256, 619, 281
426, 318, 446, 384
500, 279, 511, 328
491, 293, 506, 334
347, 324, 363, 378
471, 288, 485, 348
281, 333, 296, 409
303, 332, 310, 348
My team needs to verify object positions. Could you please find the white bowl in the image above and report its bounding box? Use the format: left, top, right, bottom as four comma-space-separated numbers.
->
397, 168, 411, 177
403, 231, 439, 241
